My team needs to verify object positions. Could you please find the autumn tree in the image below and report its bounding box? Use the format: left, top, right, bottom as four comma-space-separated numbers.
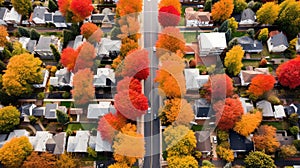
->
117, 77, 142, 93
113, 123, 145, 167
2, 53, 42, 96
118, 16, 141, 41
256, 2, 279, 25
0, 106, 20, 133
80, 22, 103, 43
211, 0, 234, 23
56, 153, 79, 168
216, 146, 234, 162
258, 28, 269, 42
280, 145, 297, 158
247, 74, 276, 98
228, 17, 238, 33
98, 112, 127, 143
289, 126, 299, 136
56, 110, 69, 125
60, 47, 79, 71
70, 0, 93, 22
159, 98, 194, 126
163, 125, 197, 157
48, 0, 58, 12
71, 68, 95, 106
202, 160, 215, 167
11, 0, 32, 18
0, 26, 8, 47
155, 53, 186, 98
116, 0, 142, 17
119, 38, 139, 58
108, 163, 130, 168
22, 152, 56, 168
12, 41, 28, 56
253, 125, 280, 154
224, 45, 244, 76
201, 74, 234, 102
155, 27, 185, 58
0, 136, 33, 168
276, 0, 300, 39
158, 0, 181, 14
58, 0, 71, 16
114, 90, 148, 120
214, 97, 244, 131
244, 151, 276, 168
234, 109, 262, 137
74, 42, 96, 72
167, 156, 198, 168
158, 6, 181, 27
233, 0, 247, 14
276, 58, 300, 89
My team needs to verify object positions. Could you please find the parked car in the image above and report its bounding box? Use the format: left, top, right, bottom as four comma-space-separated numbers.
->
212, 136, 217, 144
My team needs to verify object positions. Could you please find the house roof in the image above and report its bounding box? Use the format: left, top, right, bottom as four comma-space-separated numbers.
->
52, 132, 66, 154
73, 35, 83, 49
44, 13, 53, 22
27, 40, 37, 53
35, 36, 57, 51
4, 7, 21, 24
198, 12, 210, 22
33, 69, 49, 88
194, 99, 210, 118
240, 8, 255, 22
257, 100, 274, 117
274, 105, 286, 118
67, 131, 90, 152
32, 6, 46, 24
20, 104, 36, 116
55, 68, 72, 85
7, 129, 29, 141
95, 131, 112, 152
198, 33, 227, 50
269, 32, 289, 47
184, 69, 200, 90
87, 103, 111, 119
240, 68, 269, 86
91, 14, 105, 23
195, 131, 211, 153
269, 30, 280, 37
284, 106, 296, 116
32, 107, 45, 116
229, 131, 254, 152
45, 103, 58, 119
70, 108, 83, 115
29, 131, 53, 152
94, 75, 107, 87
0, 7, 7, 20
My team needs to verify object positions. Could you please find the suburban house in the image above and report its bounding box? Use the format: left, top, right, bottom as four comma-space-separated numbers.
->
296, 33, 300, 53
0, 7, 8, 26
256, 100, 286, 119
195, 131, 212, 157
87, 102, 113, 120
44, 103, 67, 120
3, 7, 21, 25
30, 6, 47, 25
267, 31, 289, 53
94, 68, 115, 87
67, 35, 84, 50
194, 98, 211, 121
53, 11, 70, 28
49, 68, 74, 87
67, 131, 90, 153
239, 8, 256, 25
229, 131, 254, 156
184, 69, 209, 90
185, 7, 211, 27
91, 14, 105, 24
19, 37, 37, 53
34, 35, 60, 59
97, 38, 121, 57
19, 104, 45, 121
239, 97, 253, 113
90, 131, 112, 152
237, 36, 263, 53
284, 103, 300, 117
239, 68, 269, 86
0, 129, 30, 148
198, 32, 227, 57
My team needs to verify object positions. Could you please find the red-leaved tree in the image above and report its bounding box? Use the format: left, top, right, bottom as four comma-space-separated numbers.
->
202, 74, 234, 102
72, 68, 95, 106
214, 97, 244, 131
70, 0, 93, 22
60, 47, 78, 71
114, 90, 148, 120
74, 42, 96, 72
117, 77, 142, 93
98, 112, 127, 143
80, 22, 103, 43
276, 58, 300, 89
158, 6, 180, 27
58, 0, 71, 16
248, 74, 276, 98
122, 49, 150, 80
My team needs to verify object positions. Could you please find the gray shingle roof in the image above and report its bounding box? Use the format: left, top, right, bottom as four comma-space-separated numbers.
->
241, 8, 255, 22
45, 13, 53, 22
0, 7, 8, 20
270, 32, 289, 47
27, 40, 37, 53
45, 103, 58, 119
36, 36, 52, 50
32, 6, 46, 21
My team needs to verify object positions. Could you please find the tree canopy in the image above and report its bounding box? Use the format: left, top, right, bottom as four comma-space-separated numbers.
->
158, 6, 181, 27
80, 22, 103, 43
234, 109, 262, 137
167, 156, 198, 168
0, 26, 8, 47
253, 125, 280, 153
256, 2, 279, 25
60, 47, 79, 71
0, 106, 20, 133
276, 57, 300, 89
158, 0, 181, 14
244, 151, 276, 168
11, 0, 32, 18
248, 74, 276, 98
56, 153, 79, 168
224, 45, 244, 76
211, 0, 234, 22
22, 152, 56, 168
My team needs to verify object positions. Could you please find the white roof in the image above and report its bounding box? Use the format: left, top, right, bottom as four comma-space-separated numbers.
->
87, 103, 111, 119
257, 100, 274, 117
95, 131, 112, 152
184, 69, 200, 90
198, 32, 227, 49
29, 131, 53, 152
19, 37, 30, 49
97, 68, 115, 83
67, 131, 89, 152
4, 8, 21, 24
49, 77, 58, 86
274, 105, 286, 118
7, 129, 30, 141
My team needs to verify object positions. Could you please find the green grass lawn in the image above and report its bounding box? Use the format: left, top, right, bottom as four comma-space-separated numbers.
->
179, 17, 185, 26
232, 31, 247, 38
67, 123, 97, 131
261, 121, 289, 130
191, 125, 203, 131
60, 101, 72, 108
242, 60, 260, 68
182, 31, 199, 43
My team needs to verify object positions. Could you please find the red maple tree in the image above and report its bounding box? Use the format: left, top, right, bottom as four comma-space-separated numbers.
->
60, 47, 78, 71
158, 6, 180, 27
214, 97, 244, 131
122, 49, 150, 80
98, 112, 127, 143
58, 0, 71, 16
276, 58, 300, 89
70, 0, 94, 22
248, 74, 276, 97
74, 42, 96, 72
114, 90, 148, 120
117, 77, 142, 93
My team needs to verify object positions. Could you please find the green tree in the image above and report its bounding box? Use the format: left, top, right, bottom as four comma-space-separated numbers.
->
50, 44, 61, 62
12, 41, 28, 56
56, 110, 69, 125
18, 26, 30, 37
224, 45, 244, 76
30, 29, 40, 41
244, 151, 276, 168
280, 145, 297, 158
204, 0, 212, 12
11, 0, 33, 19
289, 126, 299, 136
293, 140, 300, 151
0, 106, 20, 133
0, 136, 33, 168
289, 113, 299, 126
233, 0, 247, 14
2, 53, 43, 96
48, 0, 58, 12
256, 2, 279, 25
276, 0, 300, 40
258, 28, 269, 42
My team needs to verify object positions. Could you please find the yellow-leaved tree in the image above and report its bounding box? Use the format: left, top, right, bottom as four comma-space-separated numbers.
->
0, 26, 8, 47
0, 136, 33, 168
256, 2, 279, 25
167, 155, 199, 168
56, 153, 79, 168
216, 146, 234, 162
224, 45, 244, 76
234, 109, 262, 137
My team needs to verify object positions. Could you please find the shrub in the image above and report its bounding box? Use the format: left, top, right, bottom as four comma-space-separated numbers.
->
62, 91, 70, 99
87, 147, 97, 158
289, 126, 299, 136
37, 92, 45, 100
267, 95, 281, 105
29, 116, 38, 124
30, 29, 40, 41
18, 27, 30, 37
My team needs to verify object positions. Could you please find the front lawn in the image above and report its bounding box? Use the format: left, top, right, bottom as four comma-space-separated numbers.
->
60, 101, 73, 108
183, 31, 199, 43
67, 123, 98, 131
191, 125, 203, 131
242, 60, 260, 68
232, 31, 247, 38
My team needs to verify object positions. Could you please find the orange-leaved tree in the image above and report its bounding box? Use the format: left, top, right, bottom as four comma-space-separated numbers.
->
253, 125, 280, 154
80, 22, 103, 43
58, 0, 72, 16
122, 49, 149, 80
69, 0, 93, 22
113, 123, 145, 167
116, 0, 142, 17
0, 26, 8, 47
158, 0, 181, 14
71, 68, 95, 106
74, 42, 96, 72
155, 27, 185, 58
234, 109, 262, 137
212, 0, 234, 22
98, 112, 127, 143
22, 152, 56, 168
213, 97, 244, 131
60, 47, 79, 71
248, 74, 276, 98
119, 38, 139, 58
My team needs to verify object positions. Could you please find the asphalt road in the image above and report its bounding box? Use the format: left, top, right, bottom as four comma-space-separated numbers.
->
143, 0, 161, 168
